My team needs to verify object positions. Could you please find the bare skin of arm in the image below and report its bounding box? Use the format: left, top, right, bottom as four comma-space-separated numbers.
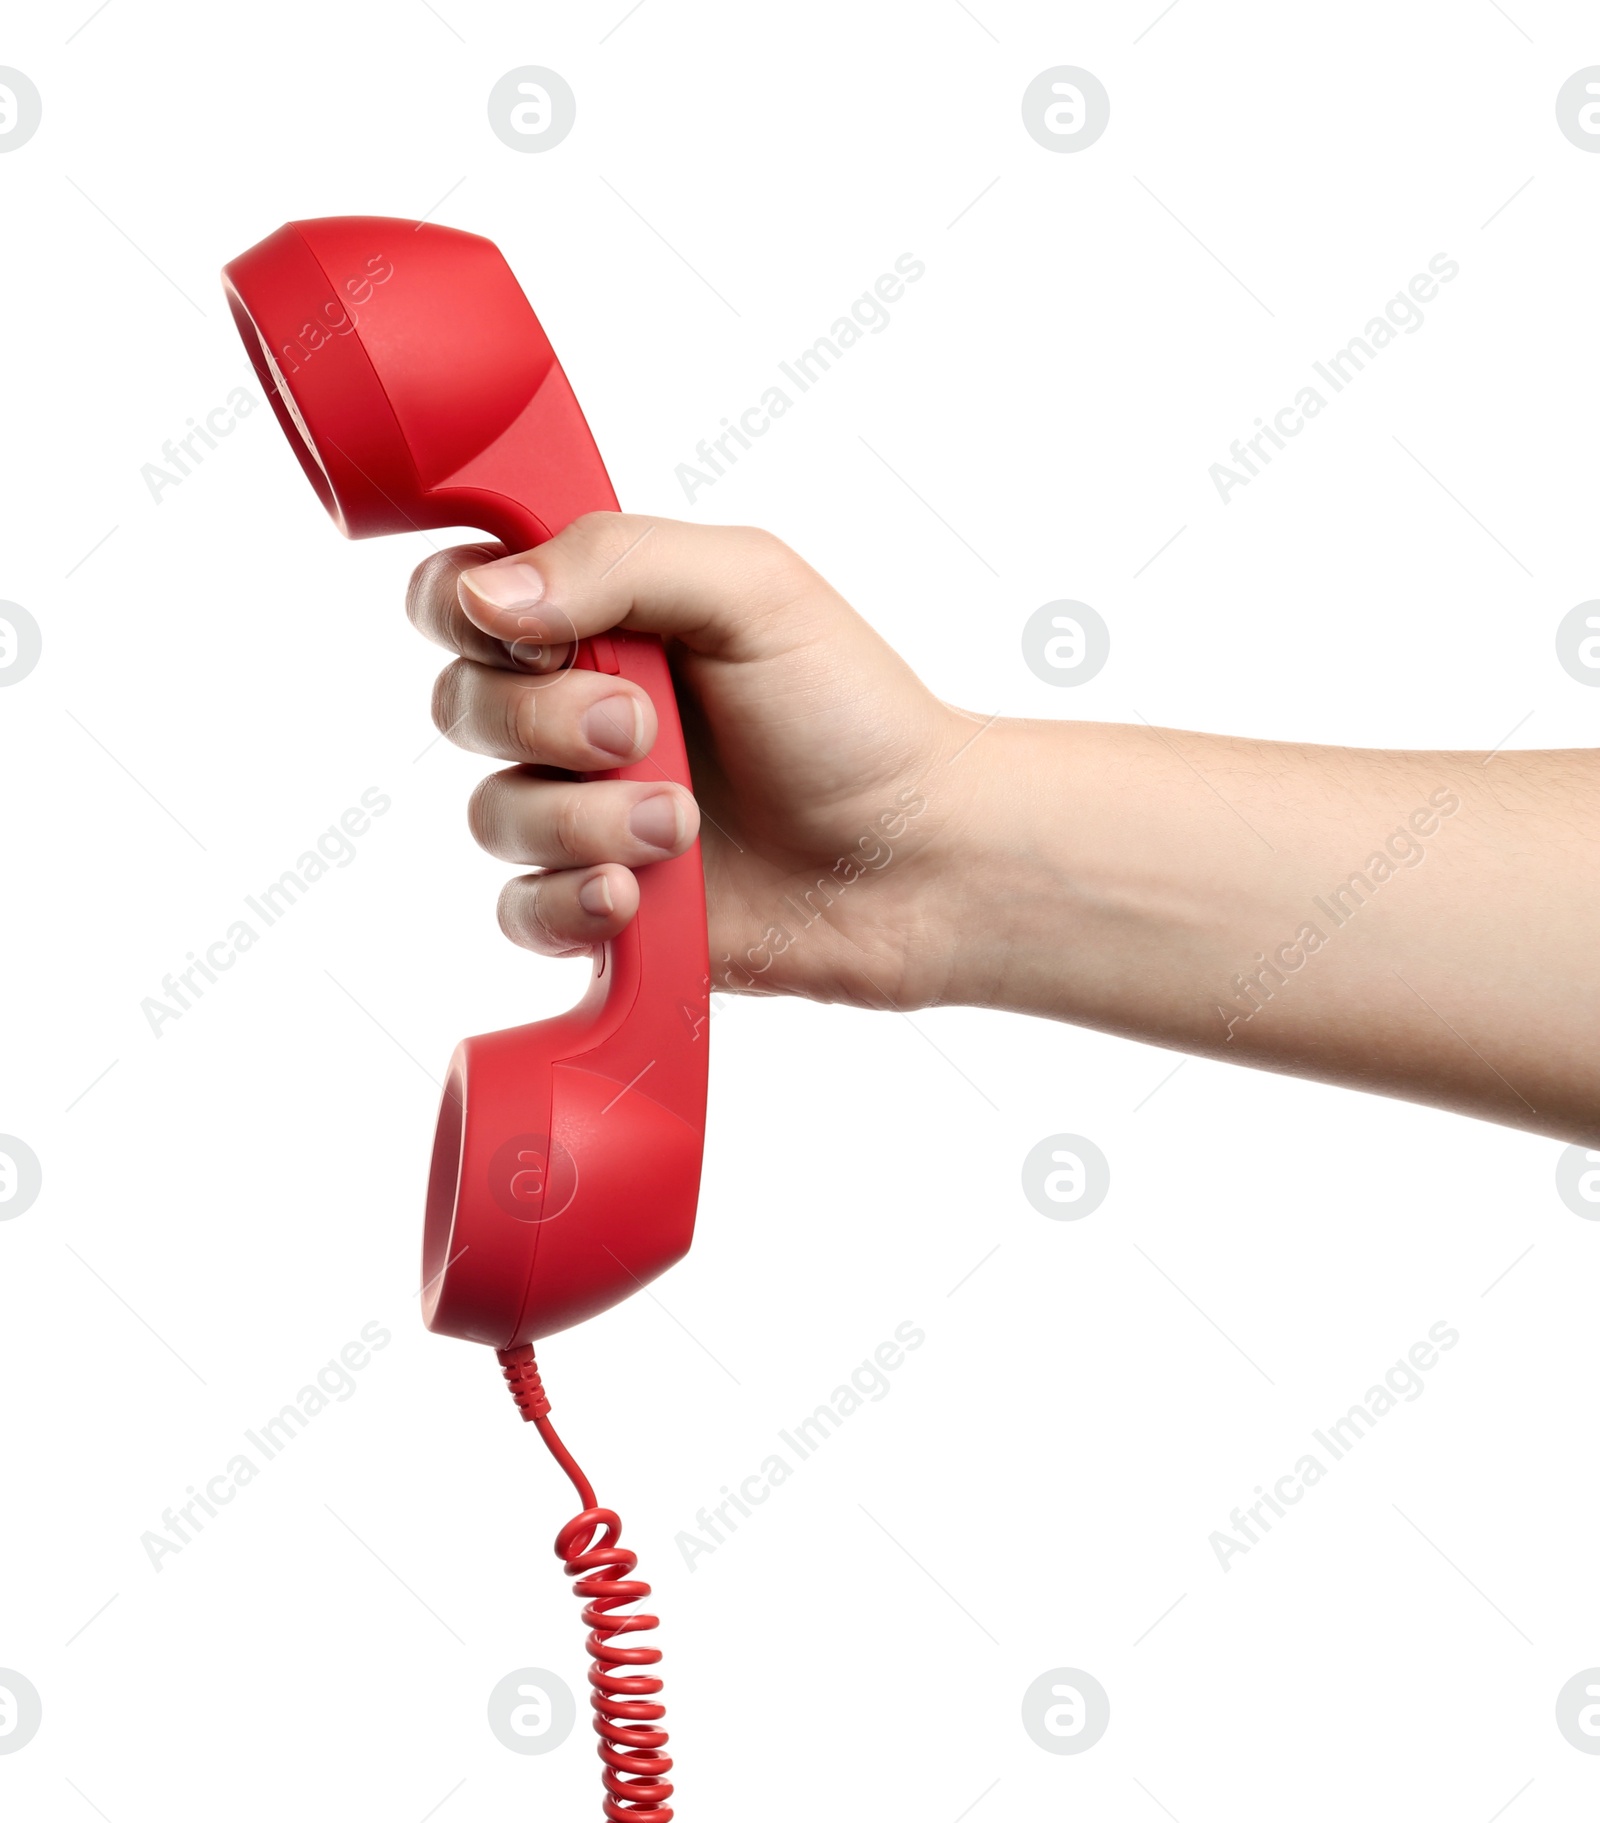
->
405, 514, 1600, 1146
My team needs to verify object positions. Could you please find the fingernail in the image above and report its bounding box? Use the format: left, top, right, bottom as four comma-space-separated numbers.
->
583, 694, 644, 760
459, 561, 545, 617
578, 873, 614, 917
628, 793, 683, 851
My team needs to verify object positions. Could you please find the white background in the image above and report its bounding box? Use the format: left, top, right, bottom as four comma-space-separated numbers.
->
2, 1, 1598, 1817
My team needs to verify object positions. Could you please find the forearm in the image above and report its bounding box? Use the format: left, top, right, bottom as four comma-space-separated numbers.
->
945, 719, 1600, 1142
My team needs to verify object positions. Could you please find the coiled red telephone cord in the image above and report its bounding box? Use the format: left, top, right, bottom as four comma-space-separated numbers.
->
498, 1344, 673, 1822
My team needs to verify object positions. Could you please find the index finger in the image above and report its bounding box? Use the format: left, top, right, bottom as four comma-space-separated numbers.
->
453, 513, 833, 662
405, 542, 575, 675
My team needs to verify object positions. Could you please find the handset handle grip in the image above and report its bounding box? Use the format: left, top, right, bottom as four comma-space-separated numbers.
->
444, 454, 708, 1137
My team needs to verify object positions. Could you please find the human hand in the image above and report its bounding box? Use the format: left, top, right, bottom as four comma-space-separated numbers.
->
406, 514, 980, 1009
407, 511, 1600, 1140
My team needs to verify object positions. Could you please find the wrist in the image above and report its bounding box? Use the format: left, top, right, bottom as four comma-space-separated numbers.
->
929, 716, 1091, 1013
928, 717, 1287, 1036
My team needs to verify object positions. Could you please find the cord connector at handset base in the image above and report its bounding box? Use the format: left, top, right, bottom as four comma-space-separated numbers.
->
497, 1342, 552, 1422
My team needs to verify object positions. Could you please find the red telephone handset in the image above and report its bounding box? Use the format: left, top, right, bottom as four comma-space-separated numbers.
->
223, 217, 709, 1350
226, 218, 702, 1818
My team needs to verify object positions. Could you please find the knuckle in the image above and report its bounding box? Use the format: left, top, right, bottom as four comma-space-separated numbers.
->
551, 791, 588, 867
503, 682, 539, 759
568, 509, 643, 576
407, 550, 461, 630
498, 879, 539, 949
500, 877, 574, 957
430, 662, 463, 736
465, 773, 505, 853
569, 510, 620, 542
405, 552, 442, 623
732, 526, 806, 604
735, 523, 794, 569
410, 545, 500, 637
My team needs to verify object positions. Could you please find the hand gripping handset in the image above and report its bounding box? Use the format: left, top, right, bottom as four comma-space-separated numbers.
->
223, 217, 704, 1819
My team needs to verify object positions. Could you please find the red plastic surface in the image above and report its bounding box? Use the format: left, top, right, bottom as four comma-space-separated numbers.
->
223, 218, 709, 1347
